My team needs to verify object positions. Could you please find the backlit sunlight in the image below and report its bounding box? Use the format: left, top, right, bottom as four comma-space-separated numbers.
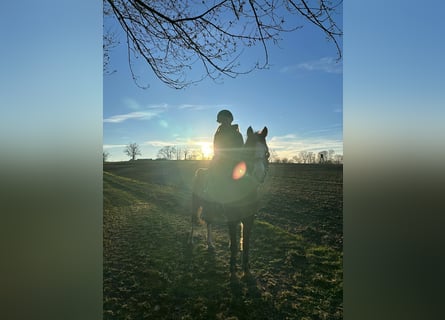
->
199, 142, 213, 160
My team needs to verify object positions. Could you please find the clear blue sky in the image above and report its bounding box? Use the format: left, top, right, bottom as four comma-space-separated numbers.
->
103, 4, 343, 161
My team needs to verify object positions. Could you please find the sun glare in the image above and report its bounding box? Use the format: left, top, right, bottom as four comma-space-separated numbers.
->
232, 161, 246, 180
200, 142, 213, 160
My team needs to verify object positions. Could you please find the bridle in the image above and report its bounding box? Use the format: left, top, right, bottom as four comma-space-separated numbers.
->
244, 140, 270, 184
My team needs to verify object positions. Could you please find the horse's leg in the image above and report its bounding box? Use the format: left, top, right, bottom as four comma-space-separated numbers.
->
206, 222, 215, 251
228, 221, 238, 273
189, 193, 201, 244
239, 222, 244, 252
241, 215, 254, 274
188, 215, 194, 245
189, 206, 198, 245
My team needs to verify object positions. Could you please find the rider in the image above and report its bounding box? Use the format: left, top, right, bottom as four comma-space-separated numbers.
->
204, 109, 244, 203
212, 109, 244, 175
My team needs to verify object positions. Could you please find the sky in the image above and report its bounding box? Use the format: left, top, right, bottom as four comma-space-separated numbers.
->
103, 3, 343, 162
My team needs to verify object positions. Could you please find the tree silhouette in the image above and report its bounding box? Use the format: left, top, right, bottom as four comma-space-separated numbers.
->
103, 150, 110, 163
157, 146, 176, 160
182, 145, 191, 160
104, 0, 342, 89
124, 142, 142, 160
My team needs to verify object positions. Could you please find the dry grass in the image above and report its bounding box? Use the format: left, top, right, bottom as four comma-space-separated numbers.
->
104, 161, 342, 319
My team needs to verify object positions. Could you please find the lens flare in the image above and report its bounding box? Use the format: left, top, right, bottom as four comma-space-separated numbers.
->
232, 161, 246, 180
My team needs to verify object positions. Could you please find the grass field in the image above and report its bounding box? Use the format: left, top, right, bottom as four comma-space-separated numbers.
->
103, 160, 343, 319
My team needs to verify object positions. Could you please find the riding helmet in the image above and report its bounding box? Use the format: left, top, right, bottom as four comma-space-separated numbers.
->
217, 109, 234, 123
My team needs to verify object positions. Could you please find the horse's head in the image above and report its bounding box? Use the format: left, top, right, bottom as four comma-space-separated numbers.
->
243, 126, 270, 183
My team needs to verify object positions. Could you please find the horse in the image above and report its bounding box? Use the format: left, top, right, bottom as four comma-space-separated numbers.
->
189, 126, 270, 275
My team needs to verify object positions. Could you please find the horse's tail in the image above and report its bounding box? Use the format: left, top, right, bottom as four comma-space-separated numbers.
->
191, 168, 208, 225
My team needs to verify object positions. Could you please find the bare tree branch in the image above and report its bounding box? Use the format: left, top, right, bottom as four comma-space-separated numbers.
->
124, 142, 142, 160
104, 0, 342, 89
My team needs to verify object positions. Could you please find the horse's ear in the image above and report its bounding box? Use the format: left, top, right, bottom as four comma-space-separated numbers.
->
261, 126, 268, 137
247, 126, 254, 136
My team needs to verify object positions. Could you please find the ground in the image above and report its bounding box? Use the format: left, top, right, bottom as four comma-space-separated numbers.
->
103, 160, 343, 319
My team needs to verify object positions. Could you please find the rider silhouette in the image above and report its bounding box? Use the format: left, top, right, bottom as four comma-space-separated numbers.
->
204, 110, 244, 204
212, 109, 244, 174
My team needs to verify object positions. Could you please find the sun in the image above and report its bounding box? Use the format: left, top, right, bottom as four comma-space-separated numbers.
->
200, 142, 213, 160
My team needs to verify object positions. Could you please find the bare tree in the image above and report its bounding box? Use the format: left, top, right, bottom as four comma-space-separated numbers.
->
103, 150, 110, 163
124, 142, 142, 160
157, 146, 176, 160
175, 146, 182, 160
104, 0, 342, 89
267, 148, 279, 163
307, 151, 316, 164
182, 145, 191, 160
299, 151, 308, 163
333, 154, 343, 164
